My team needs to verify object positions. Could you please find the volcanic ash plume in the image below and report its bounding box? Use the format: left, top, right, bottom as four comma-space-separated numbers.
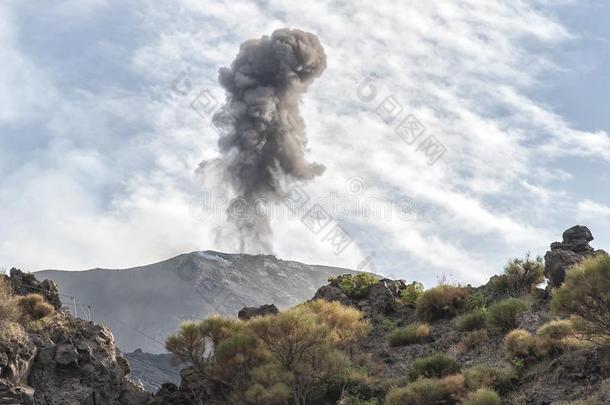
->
206, 28, 327, 253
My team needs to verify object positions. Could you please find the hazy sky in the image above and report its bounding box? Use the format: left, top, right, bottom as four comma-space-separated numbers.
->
1, 0, 610, 287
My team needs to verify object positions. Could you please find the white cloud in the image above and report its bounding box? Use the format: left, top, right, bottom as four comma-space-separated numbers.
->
1, 0, 608, 287
0, 3, 58, 125
577, 200, 610, 219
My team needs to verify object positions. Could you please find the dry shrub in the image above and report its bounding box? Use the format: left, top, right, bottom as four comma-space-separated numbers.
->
537, 320, 574, 340
503, 329, 546, 359
0, 320, 27, 344
463, 365, 516, 391
16, 294, 54, 322
243, 362, 293, 404
305, 299, 370, 346
460, 330, 489, 351
243, 382, 291, 405
464, 388, 501, 405
166, 299, 370, 404
416, 285, 469, 321
408, 354, 461, 381
388, 322, 429, 347
385, 374, 465, 405
537, 319, 575, 352
0, 277, 20, 323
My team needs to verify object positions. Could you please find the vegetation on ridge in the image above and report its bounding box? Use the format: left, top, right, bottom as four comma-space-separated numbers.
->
160, 248, 610, 404
551, 254, 610, 347
166, 300, 370, 405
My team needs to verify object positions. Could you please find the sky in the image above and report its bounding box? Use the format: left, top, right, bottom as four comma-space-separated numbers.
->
1, 0, 610, 287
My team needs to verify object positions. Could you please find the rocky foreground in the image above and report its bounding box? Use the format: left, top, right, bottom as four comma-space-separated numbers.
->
0, 269, 151, 405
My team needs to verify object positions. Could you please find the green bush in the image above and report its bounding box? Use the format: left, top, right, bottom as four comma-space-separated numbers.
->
329, 274, 380, 299
16, 294, 54, 322
456, 309, 487, 332
408, 354, 461, 381
487, 298, 529, 332
385, 374, 465, 405
244, 381, 291, 405
387, 323, 429, 346
466, 291, 486, 312
416, 285, 469, 321
398, 281, 424, 306
491, 254, 544, 298
244, 362, 293, 404
165, 321, 208, 367
551, 255, 610, 346
464, 388, 501, 405
381, 318, 398, 331
460, 330, 489, 351
463, 365, 516, 391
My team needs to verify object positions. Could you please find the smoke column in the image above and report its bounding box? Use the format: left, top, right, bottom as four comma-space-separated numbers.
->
204, 28, 327, 253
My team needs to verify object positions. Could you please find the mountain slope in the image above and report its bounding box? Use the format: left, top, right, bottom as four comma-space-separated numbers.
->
36, 251, 355, 353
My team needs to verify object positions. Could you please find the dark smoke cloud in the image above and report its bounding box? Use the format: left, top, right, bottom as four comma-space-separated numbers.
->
203, 28, 327, 253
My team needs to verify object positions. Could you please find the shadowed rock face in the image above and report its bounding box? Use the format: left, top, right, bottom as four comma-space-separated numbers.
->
544, 225, 607, 288
5, 268, 62, 310
1, 271, 150, 405
28, 317, 150, 405
36, 251, 356, 353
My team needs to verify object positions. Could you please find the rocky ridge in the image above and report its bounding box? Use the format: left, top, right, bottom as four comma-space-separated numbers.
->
1, 270, 150, 405
151, 225, 610, 404
2, 225, 609, 404
544, 224, 607, 288
36, 251, 356, 353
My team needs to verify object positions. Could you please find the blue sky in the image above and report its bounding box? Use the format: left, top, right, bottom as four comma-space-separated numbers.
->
1, 0, 610, 287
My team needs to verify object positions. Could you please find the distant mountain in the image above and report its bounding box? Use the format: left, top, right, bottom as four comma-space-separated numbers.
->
122, 349, 180, 392
36, 251, 356, 353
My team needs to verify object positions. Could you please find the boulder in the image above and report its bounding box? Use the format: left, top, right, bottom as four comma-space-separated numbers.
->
147, 367, 216, 405
148, 383, 189, 405
544, 225, 606, 288
367, 279, 405, 314
562, 225, 594, 251
6, 268, 62, 310
237, 304, 279, 321
544, 249, 584, 288
311, 285, 350, 305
